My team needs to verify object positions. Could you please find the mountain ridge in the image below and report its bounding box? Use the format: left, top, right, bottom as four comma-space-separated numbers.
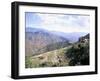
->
26, 27, 88, 43
25, 27, 70, 56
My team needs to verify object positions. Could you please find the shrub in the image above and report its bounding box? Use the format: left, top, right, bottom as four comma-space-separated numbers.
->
65, 43, 89, 66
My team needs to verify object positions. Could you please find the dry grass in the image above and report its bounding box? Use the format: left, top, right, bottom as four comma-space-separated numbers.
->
25, 46, 71, 68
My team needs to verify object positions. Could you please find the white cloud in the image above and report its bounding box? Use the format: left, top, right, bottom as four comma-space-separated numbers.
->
30, 13, 90, 33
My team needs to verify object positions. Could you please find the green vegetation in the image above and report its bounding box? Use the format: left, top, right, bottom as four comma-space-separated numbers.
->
25, 34, 90, 68
25, 41, 89, 68
25, 56, 33, 68
25, 46, 70, 68
66, 42, 89, 66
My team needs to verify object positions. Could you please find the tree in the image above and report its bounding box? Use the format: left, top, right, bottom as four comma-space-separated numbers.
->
65, 43, 89, 66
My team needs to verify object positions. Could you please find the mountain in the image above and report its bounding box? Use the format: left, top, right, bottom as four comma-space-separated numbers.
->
25, 27, 69, 56
25, 46, 71, 68
66, 33, 90, 66
78, 34, 89, 43
51, 31, 88, 43
25, 33, 90, 68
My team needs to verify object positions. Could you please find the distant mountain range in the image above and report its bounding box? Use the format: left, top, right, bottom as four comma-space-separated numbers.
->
25, 27, 89, 56
25, 27, 69, 56
26, 27, 88, 41
51, 31, 88, 43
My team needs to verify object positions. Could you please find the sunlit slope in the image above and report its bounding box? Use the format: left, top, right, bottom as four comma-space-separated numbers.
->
25, 46, 71, 68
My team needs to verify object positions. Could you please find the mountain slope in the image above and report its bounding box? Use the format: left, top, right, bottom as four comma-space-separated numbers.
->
51, 31, 88, 43
79, 34, 89, 42
25, 46, 71, 68
65, 33, 89, 65
25, 34, 90, 68
25, 28, 69, 56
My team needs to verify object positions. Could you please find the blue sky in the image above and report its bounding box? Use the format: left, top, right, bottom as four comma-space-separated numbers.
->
25, 12, 90, 33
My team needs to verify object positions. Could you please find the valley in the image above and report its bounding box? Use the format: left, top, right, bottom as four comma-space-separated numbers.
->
25, 27, 89, 68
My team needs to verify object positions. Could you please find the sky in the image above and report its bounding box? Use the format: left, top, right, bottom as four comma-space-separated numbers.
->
25, 12, 90, 33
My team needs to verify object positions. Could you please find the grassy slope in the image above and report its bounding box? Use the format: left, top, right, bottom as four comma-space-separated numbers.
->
25, 46, 71, 68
